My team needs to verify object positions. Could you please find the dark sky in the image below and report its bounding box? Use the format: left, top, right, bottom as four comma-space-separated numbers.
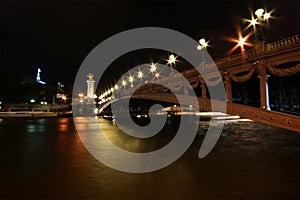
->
0, 0, 299, 89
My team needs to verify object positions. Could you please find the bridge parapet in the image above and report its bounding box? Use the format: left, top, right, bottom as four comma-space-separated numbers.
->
214, 33, 300, 68
266, 33, 300, 52
180, 33, 300, 78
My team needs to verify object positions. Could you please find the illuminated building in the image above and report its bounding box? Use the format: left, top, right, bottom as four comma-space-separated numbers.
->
87, 73, 95, 99
36, 68, 46, 85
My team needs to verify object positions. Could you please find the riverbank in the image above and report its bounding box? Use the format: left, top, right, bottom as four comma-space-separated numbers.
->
0, 111, 72, 118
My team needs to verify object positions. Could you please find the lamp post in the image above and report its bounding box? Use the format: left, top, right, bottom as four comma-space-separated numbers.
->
197, 38, 209, 69
250, 8, 272, 110
254, 8, 270, 42
245, 7, 272, 52
197, 38, 209, 99
167, 54, 178, 79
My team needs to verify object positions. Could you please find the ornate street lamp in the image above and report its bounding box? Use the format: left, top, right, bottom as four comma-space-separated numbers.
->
150, 63, 157, 73
121, 79, 127, 87
137, 71, 143, 78
167, 54, 177, 66
197, 38, 210, 71
248, 8, 272, 42
197, 38, 208, 50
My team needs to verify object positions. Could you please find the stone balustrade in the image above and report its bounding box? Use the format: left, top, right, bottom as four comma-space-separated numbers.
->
267, 33, 300, 51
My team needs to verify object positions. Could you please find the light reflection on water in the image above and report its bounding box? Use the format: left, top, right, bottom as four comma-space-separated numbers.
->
0, 117, 300, 199
26, 119, 46, 133
59, 118, 69, 132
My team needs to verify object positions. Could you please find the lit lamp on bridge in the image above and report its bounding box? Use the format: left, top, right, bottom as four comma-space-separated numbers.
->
167, 54, 178, 67
254, 8, 271, 42
197, 38, 209, 99
128, 75, 134, 87
244, 7, 273, 110
150, 63, 157, 73
246, 7, 273, 52
197, 38, 209, 71
197, 38, 208, 50
253, 8, 272, 111
167, 54, 178, 78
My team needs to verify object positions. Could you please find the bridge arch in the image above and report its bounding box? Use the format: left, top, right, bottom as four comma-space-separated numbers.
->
96, 33, 300, 132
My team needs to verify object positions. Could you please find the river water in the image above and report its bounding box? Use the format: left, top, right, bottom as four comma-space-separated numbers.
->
0, 116, 300, 199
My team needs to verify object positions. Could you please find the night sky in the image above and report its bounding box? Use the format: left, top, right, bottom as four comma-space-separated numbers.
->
0, 0, 299, 91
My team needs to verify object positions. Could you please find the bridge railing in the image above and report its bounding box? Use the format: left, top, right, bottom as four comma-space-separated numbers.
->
213, 33, 300, 67
266, 33, 300, 52
181, 33, 300, 76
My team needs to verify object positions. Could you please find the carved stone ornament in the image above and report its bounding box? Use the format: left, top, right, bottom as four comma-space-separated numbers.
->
254, 60, 267, 78
266, 63, 300, 77
229, 68, 256, 83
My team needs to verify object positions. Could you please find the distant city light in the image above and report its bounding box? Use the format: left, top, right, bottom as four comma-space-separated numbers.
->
78, 93, 84, 98
30, 99, 35, 103
114, 84, 119, 90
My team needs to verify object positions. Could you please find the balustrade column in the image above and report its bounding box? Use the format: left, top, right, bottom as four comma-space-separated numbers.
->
224, 72, 232, 103
256, 62, 270, 110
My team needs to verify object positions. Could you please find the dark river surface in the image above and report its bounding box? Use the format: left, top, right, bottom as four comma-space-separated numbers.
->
1, 116, 300, 199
